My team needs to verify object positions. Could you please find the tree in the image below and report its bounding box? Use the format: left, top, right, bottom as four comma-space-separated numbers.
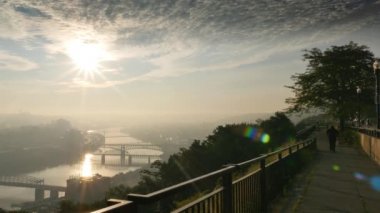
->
286, 42, 375, 129
135, 112, 296, 192
107, 112, 297, 212
259, 112, 296, 149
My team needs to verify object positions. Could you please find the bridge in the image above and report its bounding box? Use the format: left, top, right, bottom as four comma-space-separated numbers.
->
0, 176, 66, 202
91, 125, 380, 212
93, 143, 163, 166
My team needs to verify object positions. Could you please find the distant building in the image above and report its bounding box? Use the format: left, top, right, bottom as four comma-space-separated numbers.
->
66, 174, 111, 203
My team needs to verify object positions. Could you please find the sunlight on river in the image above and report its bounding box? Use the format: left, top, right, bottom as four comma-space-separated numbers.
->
80, 154, 93, 178
0, 128, 160, 210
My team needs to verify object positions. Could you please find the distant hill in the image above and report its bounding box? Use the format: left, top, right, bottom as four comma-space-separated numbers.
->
214, 112, 321, 126
0, 113, 57, 128
213, 113, 271, 125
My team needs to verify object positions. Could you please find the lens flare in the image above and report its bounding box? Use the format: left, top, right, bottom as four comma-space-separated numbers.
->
370, 176, 380, 191
261, 134, 270, 144
353, 172, 367, 181
244, 127, 256, 139
81, 154, 93, 178
243, 127, 270, 143
332, 164, 340, 171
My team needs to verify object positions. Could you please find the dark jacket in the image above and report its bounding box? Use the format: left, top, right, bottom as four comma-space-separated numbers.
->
327, 127, 339, 141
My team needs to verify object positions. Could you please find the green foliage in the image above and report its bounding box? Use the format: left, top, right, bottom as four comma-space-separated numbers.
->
295, 114, 332, 130
59, 199, 107, 213
286, 42, 375, 128
124, 112, 296, 197
107, 184, 133, 200
339, 130, 360, 145
106, 112, 303, 212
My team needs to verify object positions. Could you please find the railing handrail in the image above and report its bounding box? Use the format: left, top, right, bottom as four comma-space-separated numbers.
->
92, 126, 316, 212
237, 138, 313, 167
127, 165, 234, 203
350, 126, 380, 138
92, 199, 135, 213
127, 138, 314, 204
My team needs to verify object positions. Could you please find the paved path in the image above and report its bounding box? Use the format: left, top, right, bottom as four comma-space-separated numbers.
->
295, 130, 380, 213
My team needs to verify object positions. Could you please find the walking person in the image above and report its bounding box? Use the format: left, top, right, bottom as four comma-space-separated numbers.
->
326, 126, 339, 152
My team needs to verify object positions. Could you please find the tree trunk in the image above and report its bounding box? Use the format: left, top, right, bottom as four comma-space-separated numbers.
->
339, 117, 345, 130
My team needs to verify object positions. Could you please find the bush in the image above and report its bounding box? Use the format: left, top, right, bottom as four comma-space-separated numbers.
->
339, 130, 359, 145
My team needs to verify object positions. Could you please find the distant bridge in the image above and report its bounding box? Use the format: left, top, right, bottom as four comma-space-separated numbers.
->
92, 143, 163, 166
0, 176, 66, 201
102, 143, 162, 151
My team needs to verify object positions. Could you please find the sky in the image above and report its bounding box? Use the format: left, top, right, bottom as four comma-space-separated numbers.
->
1, 0, 380, 123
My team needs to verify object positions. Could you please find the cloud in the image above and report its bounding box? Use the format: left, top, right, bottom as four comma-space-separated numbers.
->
0, 4, 29, 39
59, 78, 123, 90
0, 51, 38, 71
1, 0, 380, 86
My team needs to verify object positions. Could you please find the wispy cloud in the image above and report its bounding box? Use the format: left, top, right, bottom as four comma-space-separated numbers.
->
0, 51, 38, 71
1, 0, 379, 86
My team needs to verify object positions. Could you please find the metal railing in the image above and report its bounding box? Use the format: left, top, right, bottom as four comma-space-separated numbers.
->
0, 175, 44, 185
351, 126, 380, 138
295, 125, 316, 140
92, 135, 317, 213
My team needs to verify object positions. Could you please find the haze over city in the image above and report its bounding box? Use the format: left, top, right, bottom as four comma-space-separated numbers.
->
1, 0, 379, 124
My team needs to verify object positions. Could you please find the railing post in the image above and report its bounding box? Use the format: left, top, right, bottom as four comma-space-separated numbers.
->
101, 154, 105, 165
260, 157, 267, 213
222, 169, 233, 213
369, 137, 373, 159
278, 152, 285, 194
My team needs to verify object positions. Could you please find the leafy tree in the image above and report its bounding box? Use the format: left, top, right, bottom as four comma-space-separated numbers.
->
106, 112, 298, 212
135, 112, 295, 192
259, 112, 296, 149
286, 42, 375, 129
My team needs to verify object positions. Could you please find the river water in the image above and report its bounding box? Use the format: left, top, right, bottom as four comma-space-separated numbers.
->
0, 128, 162, 210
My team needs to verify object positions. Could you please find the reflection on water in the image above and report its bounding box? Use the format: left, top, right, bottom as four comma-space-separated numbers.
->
0, 163, 140, 210
81, 154, 93, 178
0, 128, 162, 210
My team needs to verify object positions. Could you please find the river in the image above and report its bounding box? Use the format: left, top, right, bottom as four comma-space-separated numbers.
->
0, 128, 162, 210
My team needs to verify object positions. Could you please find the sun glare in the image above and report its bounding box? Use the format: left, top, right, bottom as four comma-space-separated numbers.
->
65, 39, 109, 77
80, 153, 93, 178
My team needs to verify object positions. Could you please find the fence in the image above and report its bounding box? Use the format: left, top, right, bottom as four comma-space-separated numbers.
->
351, 127, 380, 165
92, 134, 317, 213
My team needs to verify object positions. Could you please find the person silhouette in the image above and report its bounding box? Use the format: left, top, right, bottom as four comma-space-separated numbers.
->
326, 126, 339, 152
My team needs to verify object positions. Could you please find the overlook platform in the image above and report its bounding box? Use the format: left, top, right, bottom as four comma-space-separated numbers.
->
275, 130, 380, 212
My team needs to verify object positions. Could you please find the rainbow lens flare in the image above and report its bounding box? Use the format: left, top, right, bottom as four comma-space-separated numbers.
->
244, 127, 270, 144
370, 176, 380, 191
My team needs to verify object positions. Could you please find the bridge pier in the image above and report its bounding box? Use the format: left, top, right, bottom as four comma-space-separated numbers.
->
128, 155, 132, 165
50, 189, 59, 199
120, 145, 126, 166
101, 154, 105, 165
35, 187, 44, 201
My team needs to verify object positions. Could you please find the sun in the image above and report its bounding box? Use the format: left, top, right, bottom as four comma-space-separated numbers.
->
65, 39, 109, 77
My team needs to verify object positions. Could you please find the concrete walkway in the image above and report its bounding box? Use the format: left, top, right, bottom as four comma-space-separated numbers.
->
294, 130, 380, 213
